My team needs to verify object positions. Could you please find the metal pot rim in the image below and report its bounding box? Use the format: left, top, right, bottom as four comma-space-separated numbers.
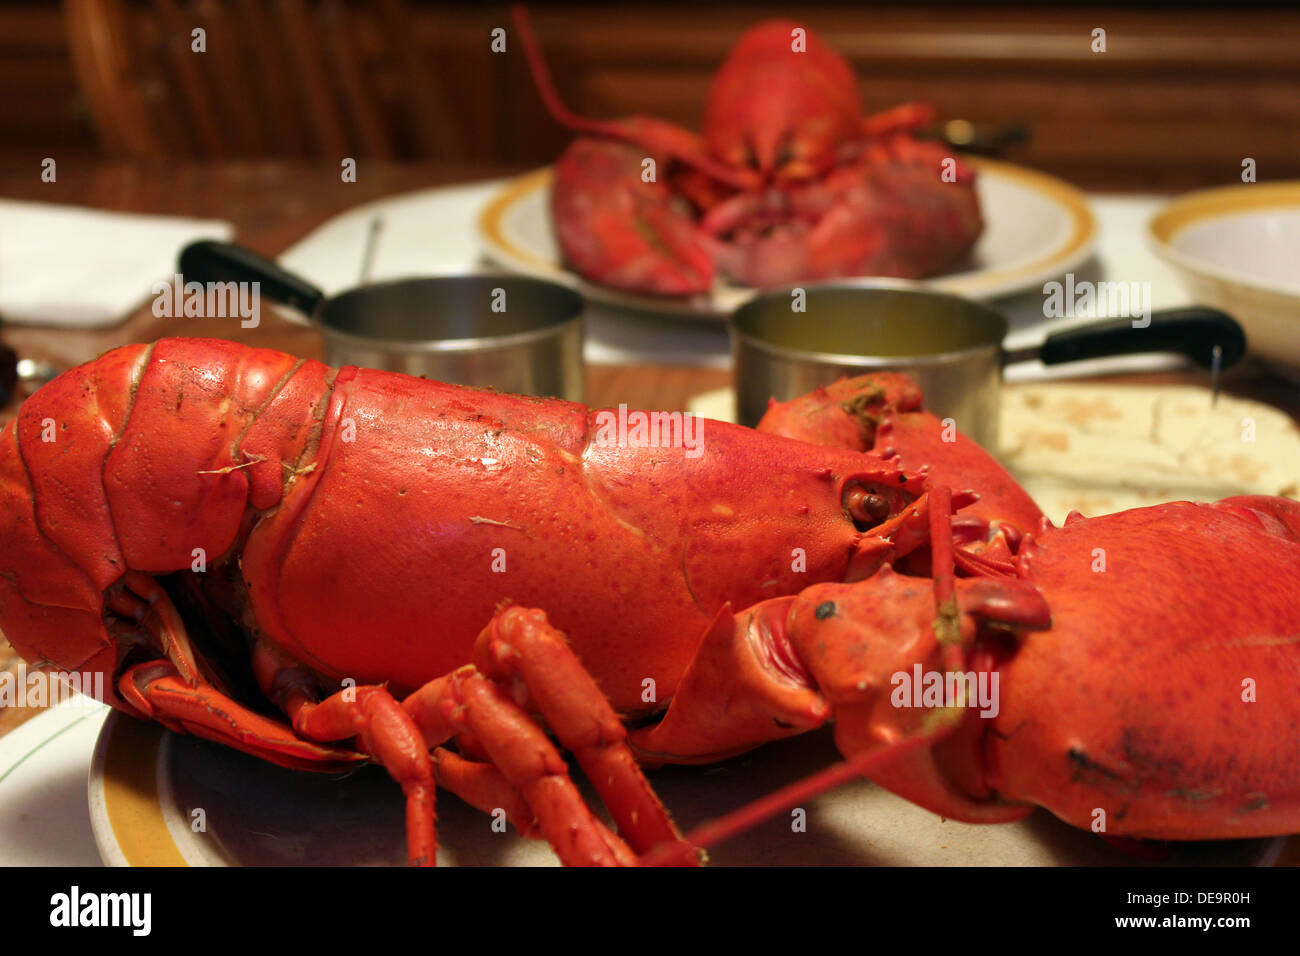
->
315, 312, 584, 355
313, 274, 585, 355
729, 280, 1009, 368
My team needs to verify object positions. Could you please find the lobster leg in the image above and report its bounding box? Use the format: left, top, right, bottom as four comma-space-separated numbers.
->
247, 640, 437, 866
107, 572, 205, 687
860, 101, 936, 138
430, 747, 540, 839
472, 606, 695, 859
404, 668, 637, 866
110, 573, 445, 867
205, 624, 645, 867
107, 573, 365, 772
115, 663, 368, 771
286, 688, 437, 867
403, 606, 697, 865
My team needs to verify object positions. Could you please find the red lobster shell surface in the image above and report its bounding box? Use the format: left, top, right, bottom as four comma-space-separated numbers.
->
1, 338, 1298, 864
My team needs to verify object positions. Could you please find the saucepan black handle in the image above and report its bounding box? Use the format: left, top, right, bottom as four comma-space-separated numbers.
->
1038, 307, 1247, 371
178, 241, 326, 317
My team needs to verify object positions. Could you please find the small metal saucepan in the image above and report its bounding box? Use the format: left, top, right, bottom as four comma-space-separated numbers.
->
178, 241, 585, 402
731, 283, 1246, 450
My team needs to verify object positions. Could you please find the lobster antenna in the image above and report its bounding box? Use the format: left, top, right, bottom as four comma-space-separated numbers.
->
510, 4, 608, 136
639, 734, 937, 866
509, 3, 759, 192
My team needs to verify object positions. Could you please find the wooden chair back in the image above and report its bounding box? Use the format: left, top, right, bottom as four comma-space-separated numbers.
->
64, 0, 463, 158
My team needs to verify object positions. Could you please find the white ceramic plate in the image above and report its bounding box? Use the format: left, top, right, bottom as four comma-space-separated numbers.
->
85, 708, 1292, 867
0, 698, 108, 866
478, 158, 1097, 319
1148, 182, 1300, 380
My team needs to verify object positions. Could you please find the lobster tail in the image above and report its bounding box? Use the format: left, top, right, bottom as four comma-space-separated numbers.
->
0, 339, 333, 712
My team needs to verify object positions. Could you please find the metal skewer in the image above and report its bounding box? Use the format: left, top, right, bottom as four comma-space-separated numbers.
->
359, 215, 384, 285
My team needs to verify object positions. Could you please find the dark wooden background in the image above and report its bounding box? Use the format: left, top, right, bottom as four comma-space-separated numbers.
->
1, 1, 1298, 192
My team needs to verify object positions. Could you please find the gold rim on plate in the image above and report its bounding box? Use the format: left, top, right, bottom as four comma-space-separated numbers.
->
95, 712, 187, 866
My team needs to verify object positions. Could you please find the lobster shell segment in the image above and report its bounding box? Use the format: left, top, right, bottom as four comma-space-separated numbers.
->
14, 342, 148, 592
0, 423, 107, 678
102, 339, 301, 570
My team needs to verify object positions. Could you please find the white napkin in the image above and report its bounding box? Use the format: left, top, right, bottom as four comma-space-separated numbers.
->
0, 199, 233, 328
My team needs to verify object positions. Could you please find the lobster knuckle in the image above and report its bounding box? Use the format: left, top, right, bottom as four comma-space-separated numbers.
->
476, 608, 628, 750
521, 776, 636, 866
105, 340, 290, 571
360, 698, 433, 789
477, 604, 551, 665
957, 578, 1052, 631
455, 673, 570, 782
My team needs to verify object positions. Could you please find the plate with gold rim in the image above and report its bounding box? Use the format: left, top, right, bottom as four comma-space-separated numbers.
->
478, 158, 1098, 320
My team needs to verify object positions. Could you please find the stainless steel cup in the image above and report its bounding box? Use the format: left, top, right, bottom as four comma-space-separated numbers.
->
314, 276, 584, 402
178, 242, 586, 402
733, 283, 1005, 447
730, 283, 1245, 451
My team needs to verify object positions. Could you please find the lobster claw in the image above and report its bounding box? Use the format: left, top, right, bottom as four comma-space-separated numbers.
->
785, 570, 1047, 734
550, 139, 717, 295
633, 561, 1051, 863
785, 568, 1049, 822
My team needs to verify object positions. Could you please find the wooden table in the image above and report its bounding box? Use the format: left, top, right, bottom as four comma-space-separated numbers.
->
0, 161, 1297, 742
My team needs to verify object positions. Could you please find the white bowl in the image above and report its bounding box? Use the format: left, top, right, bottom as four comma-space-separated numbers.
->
1148, 183, 1300, 380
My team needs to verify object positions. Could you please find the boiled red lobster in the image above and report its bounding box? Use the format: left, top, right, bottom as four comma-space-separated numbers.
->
2, 338, 1298, 866
513, 7, 983, 295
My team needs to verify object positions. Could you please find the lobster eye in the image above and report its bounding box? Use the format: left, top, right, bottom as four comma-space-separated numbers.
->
843, 481, 911, 528
774, 143, 795, 170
